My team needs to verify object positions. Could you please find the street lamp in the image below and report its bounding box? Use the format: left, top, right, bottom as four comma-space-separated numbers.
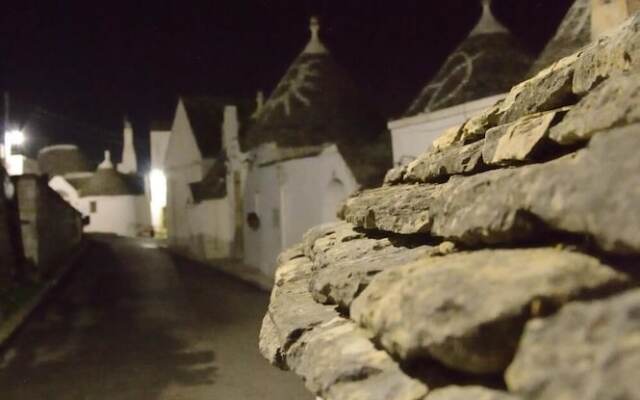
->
4, 129, 26, 175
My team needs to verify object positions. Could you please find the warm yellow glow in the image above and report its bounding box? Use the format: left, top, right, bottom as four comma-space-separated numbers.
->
149, 169, 167, 235
149, 169, 167, 207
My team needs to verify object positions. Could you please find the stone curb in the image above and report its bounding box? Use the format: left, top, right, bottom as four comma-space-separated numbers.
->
0, 239, 88, 350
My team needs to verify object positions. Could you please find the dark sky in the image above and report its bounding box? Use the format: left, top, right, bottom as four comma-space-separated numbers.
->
0, 0, 573, 169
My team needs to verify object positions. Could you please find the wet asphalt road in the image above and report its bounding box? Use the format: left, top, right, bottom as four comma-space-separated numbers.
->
0, 236, 311, 400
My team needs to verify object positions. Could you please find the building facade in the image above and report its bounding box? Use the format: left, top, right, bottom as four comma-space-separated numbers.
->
241, 17, 388, 277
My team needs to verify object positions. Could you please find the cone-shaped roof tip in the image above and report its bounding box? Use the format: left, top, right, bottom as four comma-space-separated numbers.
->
99, 150, 114, 170
304, 16, 328, 54
470, 0, 508, 36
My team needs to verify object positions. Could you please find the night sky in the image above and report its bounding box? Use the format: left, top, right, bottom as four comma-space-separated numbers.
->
1, 0, 573, 169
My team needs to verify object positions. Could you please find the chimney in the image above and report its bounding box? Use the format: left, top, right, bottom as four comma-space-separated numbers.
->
252, 91, 265, 118
99, 150, 114, 170
591, 0, 640, 39
117, 116, 138, 174
223, 105, 242, 166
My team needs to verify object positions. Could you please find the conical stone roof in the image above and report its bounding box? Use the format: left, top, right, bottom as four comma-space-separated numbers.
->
530, 0, 591, 75
80, 151, 143, 197
245, 17, 383, 151
38, 145, 93, 178
405, 0, 534, 117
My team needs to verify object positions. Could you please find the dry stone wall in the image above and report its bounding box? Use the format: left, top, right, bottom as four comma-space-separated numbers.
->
15, 175, 83, 280
259, 14, 640, 400
0, 167, 20, 289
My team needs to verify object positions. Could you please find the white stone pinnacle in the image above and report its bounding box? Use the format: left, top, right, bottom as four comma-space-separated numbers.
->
303, 16, 328, 55
470, 0, 508, 36
99, 150, 114, 170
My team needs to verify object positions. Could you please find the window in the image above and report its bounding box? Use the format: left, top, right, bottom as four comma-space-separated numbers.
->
90, 201, 97, 214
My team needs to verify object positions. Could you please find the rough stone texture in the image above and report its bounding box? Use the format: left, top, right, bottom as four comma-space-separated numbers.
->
498, 53, 579, 125
432, 125, 463, 151
426, 386, 520, 400
506, 288, 640, 400
344, 124, 640, 254
287, 317, 428, 400
351, 248, 631, 375
459, 102, 503, 144
550, 71, 640, 144
572, 14, 640, 95
259, 255, 339, 368
310, 241, 438, 309
302, 222, 440, 308
488, 108, 567, 165
384, 165, 408, 185
403, 140, 485, 183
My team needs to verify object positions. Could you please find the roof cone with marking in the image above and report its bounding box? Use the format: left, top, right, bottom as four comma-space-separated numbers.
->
404, 0, 534, 116
245, 16, 383, 152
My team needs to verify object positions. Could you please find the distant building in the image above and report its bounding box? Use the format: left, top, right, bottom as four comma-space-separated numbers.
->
41, 126, 150, 237
148, 120, 172, 237
81, 151, 149, 236
531, 0, 639, 75
164, 97, 251, 260
241, 17, 387, 277
389, 0, 533, 166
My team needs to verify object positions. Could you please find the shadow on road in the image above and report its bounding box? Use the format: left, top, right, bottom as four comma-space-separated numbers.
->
0, 239, 218, 399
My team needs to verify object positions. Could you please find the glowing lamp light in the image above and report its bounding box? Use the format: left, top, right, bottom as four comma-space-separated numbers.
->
149, 169, 167, 207
149, 169, 167, 234
6, 130, 25, 147
4, 130, 26, 176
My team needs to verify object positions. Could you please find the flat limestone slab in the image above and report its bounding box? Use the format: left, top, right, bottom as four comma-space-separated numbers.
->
343, 124, 640, 255
506, 288, 640, 400
259, 255, 339, 369
288, 317, 428, 400
351, 248, 630, 374
550, 71, 640, 144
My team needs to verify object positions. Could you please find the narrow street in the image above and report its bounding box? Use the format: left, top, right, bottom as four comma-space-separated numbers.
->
0, 236, 311, 400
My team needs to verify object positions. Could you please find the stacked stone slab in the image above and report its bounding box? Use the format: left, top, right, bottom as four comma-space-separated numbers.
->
0, 167, 20, 290
14, 175, 83, 280
260, 14, 640, 400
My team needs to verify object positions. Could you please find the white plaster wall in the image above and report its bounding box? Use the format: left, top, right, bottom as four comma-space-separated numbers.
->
243, 161, 281, 276
187, 198, 234, 260
280, 146, 357, 249
164, 99, 206, 250
150, 130, 171, 171
48, 176, 85, 214
390, 94, 504, 166
243, 145, 358, 278
83, 195, 147, 237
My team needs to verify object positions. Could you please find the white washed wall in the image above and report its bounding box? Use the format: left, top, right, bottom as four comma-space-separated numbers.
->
83, 195, 149, 237
389, 94, 504, 166
164, 99, 206, 250
187, 198, 234, 260
243, 145, 358, 278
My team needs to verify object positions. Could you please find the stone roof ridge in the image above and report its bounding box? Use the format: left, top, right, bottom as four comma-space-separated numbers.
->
303, 16, 329, 55
469, 0, 508, 37
38, 144, 79, 155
